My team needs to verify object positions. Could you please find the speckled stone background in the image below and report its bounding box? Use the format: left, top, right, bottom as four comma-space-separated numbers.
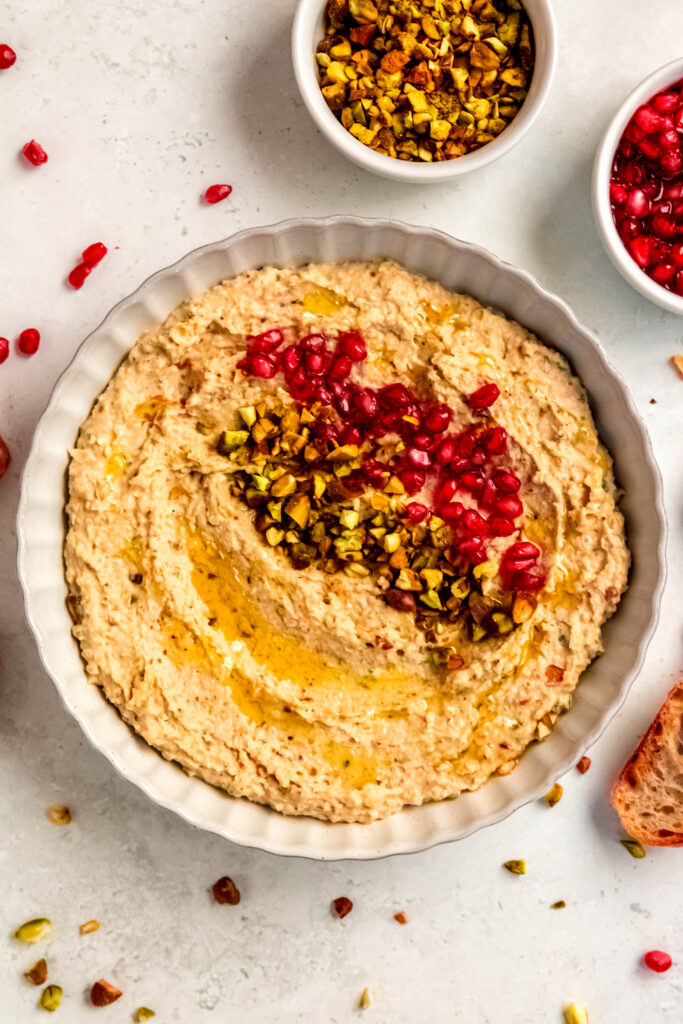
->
1, 1, 682, 1020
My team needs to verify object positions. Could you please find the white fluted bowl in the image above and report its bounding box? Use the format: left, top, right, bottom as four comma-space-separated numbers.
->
17, 217, 665, 860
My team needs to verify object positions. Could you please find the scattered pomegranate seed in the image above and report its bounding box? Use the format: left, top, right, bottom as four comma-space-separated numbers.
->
0, 337, 8, 364
379, 382, 412, 408
17, 328, 40, 355
576, 756, 592, 774
82, 242, 107, 266
496, 495, 523, 519
405, 502, 428, 524
0, 44, 16, 69
393, 911, 409, 925
424, 404, 451, 433
488, 515, 515, 537
22, 139, 48, 166
248, 355, 277, 379
204, 183, 232, 205
435, 437, 456, 465
0, 435, 11, 480
467, 382, 500, 410
68, 262, 92, 289
337, 331, 366, 362
643, 950, 672, 973
400, 469, 426, 495
332, 897, 353, 919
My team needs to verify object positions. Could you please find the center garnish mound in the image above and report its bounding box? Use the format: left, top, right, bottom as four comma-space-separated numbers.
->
64, 261, 630, 824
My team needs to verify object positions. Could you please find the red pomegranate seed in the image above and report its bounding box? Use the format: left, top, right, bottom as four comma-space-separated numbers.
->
22, 140, 48, 166
639, 137, 660, 160
456, 430, 477, 458
625, 188, 651, 219
17, 328, 40, 355
337, 331, 367, 362
456, 537, 487, 563
496, 495, 523, 518
204, 183, 232, 204
379, 383, 412, 408
435, 437, 456, 465
281, 344, 301, 373
82, 242, 107, 266
618, 216, 640, 243
335, 388, 352, 416
482, 426, 507, 455
249, 355, 277, 379
438, 501, 464, 524
480, 478, 498, 509
248, 329, 284, 354
340, 425, 361, 445
68, 262, 91, 289
362, 459, 388, 483
410, 430, 433, 450
650, 239, 672, 263
405, 502, 428, 524
643, 950, 672, 973
449, 455, 470, 475
634, 104, 663, 134
462, 509, 489, 536
659, 127, 679, 151
675, 270, 683, 295
460, 470, 485, 495
353, 388, 378, 420
653, 92, 679, 113
662, 181, 683, 201
506, 541, 539, 559
424, 404, 451, 433
624, 123, 645, 144
313, 385, 334, 406
0, 44, 16, 69
470, 447, 487, 467
661, 150, 682, 177
0, 434, 10, 479
652, 199, 673, 215
651, 213, 677, 239
488, 515, 515, 537
399, 469, 426, 495
328, 354, 352, 381
671, 243, 683, 268
305, 350, 325, 375
651, 261, 676, 284
619, 139, 635, 159
0, 337, 9, 364
406, 447, 432, 470
436, 478, 458, 504
301, 333, 326, 352
610, 182, 628, 206
629, 235, 653, 268
493, 469, 520, 493
467, 382, 500, 410
511, 569, 545, 591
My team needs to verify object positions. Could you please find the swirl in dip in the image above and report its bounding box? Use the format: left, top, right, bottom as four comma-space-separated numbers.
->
64, 261, 629, 823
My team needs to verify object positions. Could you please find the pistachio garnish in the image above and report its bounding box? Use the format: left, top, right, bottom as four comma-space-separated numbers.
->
39, 984, 62, 1012
79, 919, 100, 935
620, 838, 646, 859
503, 859, 525, 875
551, 900, 566, 910
544, 783, 563, 808
212, 875, 241, 905
46, 805, 71, 825
216, 430, 250, 455
563, 1004, 589, 1024
14, 918, 52, 944
358, 987, 373, 1010
134, 1009, 156, 1022
25, 958, 48, 985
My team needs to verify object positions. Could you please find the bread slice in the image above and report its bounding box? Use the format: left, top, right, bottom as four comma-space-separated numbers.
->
611, 682, 683, 847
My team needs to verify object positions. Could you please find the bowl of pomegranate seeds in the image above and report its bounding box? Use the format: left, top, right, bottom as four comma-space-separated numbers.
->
594, 57, 683, 313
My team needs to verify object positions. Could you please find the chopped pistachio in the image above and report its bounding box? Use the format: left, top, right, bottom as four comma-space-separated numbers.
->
358, 987, 373, 1010
14, 919, 51, 944
39, 985, 62, 1012
24, 959, 48, 985
551, 900, 566, 910
217, 430, 249, 455
544, 783, 563, 808
491, 612, 514, 635
339, 508, 360, 529
46, 805, 71, 825
238, 406, 257, 428
383, 532, 401, 553
503, 859, 525, 875
420, 590, 443, 610
421, 568, 443, 590
265, 527, 285, 547
285, 493, 311, 529
620, 838, 646, 859
134, 1010, 156, 1023
472, 559, 496, 580
563, 1004, 589, 1024
270, 473, 297, 498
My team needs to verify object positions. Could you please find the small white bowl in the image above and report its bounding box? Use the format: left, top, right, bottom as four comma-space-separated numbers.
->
593, 57, 683, 315
292, 0, 557, 183
18, 218, 664, 860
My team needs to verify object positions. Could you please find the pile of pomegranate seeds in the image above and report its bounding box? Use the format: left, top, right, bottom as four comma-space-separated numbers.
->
643, 950, 672, 973
204, 183, 232, 205
17, 328, 40, 355
611, 79, 683, 294
236, 327, 545, 591
68, 242, 107, 290
22, 139, 48, 166
0, 44, 16, 69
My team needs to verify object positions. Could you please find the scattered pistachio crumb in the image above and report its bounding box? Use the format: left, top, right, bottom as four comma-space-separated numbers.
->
358, 987, 373, 1010
46, 805, 71, 825
134, 1009, 156, 1023
620, 838, 646, 859
25, 958, 48, 985
670, 354, 683, 379
503, 859, 525, 875
551, 900, 566, 910
393, 911, 408, 925
544, 783, 563, 807
14, 918, 52, 944
39, 984, 62, 1012
563, 1002, 589, 1024
79, 920, 100, 935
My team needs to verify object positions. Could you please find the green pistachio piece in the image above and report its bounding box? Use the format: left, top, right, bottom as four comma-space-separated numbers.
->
620, 838, 646, 859
383, 532, 401, 553
238, 406, 257, 428
217, 430, 250, 456
339, 509, 360, 529
451, 577, 471, 600
270, 474, 297, 498
39, 985, 62, 1012
285, 493, 311, 529
265, 527, 284, 547
14, 918, 51, 944
420, 590, 443, 610
421, 568, 443, 590
503, 859, 526, 875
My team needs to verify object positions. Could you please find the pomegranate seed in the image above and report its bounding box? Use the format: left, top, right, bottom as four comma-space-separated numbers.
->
438, 501, 464, 524
480, 478, 498, 509
460, 470, 484, 495
651, 260, 676, 284
405, 502, 428, 524
337, 331, 367, 362
618, 217, 640, 243
662, 181, 683, 201
435, 438, 456, 465
456, 430, 477, 458
496, 495, 523, 518
281, 345, 301, 373
249, 354, 277, 379
17, 328, 40, 355
290, 365, 307, 389
488, 515, 515, 537
470, 447, 487, 467
82, 242, 107, 266
0, 44, 16, 69
511, 569, 545, 591
399, 469, 426, 495
0, 338, 9, 364
640, 175, 660, 198
661, 151, 683, 177
204, 183, 232, 204
493, 469, 521, 493
449, 455, 470, 475
482, 426, 507, 454
0, 434, 10, 479
313, 385, 334, 406
674, 106, 683, 132
335, 388, 352, 416
305, 351, 325, 374
352, 388, 378, 420
379, 383, 412, 408
467, 382, 500, 410
653, 92, 679, 113
619, 140, 635, 159
634, 104, 663, 134
340, 425, 362, 445
674, 270, 683, 295
406, 447, 432, 470
650, 239, 672, 263
659, 127, 679, 151
639, 137, 660, 160
291, 380, 315, 401
362, 459, 388, 483
610, 182, 628, 206
437, 478, 458, 504
410, 430, 433, 450
424, 404, 451, 433
643, 951, 672, 973
652, 199, 673, 216
629, 235, 653, 268
300, 333, 326, 352
624, 122, 645, 144
462, 509, 489, 536
651, 212, 678, 239
671, 243, 683, 267
248, 329, 284, 354
68, 262, 91, 289
625, 188, 650, 219
621, 161, 643, 184
22, 140, 48, 166
328, 354, 352, 381
456, 537, 487, 563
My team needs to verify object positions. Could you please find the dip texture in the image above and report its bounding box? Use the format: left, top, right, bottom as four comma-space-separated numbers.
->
64, 261, 629, 823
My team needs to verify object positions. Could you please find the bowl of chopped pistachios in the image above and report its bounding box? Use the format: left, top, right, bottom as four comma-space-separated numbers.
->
292, 0, 556, 181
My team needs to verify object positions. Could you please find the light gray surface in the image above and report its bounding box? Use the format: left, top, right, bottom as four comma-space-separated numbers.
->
1, 0, 681, 1020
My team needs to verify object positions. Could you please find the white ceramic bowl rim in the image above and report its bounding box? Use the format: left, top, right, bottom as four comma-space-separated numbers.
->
17, 216, 666, 860
292, 0, 557, 182
593, 56, 683, 314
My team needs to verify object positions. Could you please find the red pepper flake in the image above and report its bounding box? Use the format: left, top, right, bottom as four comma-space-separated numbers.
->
576, 756, 592, 774
332, 896, 353, 919
0, 435, 10, 480
393, 911, 408, 925
204, 183, 232, 205
90, 979, 122, 1006
0, 44, 16, 69
17, 328, 40, 355
212, 876, 241, 905
22, 140, 48, 166
643, 950, 672, 973
0, 337, 8, 364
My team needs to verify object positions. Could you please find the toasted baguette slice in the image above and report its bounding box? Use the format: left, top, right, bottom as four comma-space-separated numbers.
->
611, 682, 683, 847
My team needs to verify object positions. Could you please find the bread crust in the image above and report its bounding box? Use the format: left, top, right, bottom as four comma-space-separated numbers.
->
610, 682, 683, 847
